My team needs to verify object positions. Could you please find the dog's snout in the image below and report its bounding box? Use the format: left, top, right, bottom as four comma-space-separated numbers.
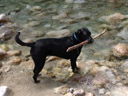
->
88, 37, 94, 44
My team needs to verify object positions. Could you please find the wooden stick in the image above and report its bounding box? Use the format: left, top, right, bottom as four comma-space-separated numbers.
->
66, 29, 107, 52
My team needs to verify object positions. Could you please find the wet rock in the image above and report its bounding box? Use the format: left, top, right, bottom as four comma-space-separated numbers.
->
99, 13, 126, 24
0, 86, 11, 96
46, 29, 70, 38
52, 12, 68, 20
0, 14, 9, 23
0, 49, 6, 60
112, 43, 128, 58
0, 30, 14, 41
110, 86, 128, 96
0, 44, 9, 51
85, 92, 94, 96
54, 85, 69, 95
117, 26, 128, 40
7, 50, 21, 56
8, 56, 22, 65
121, 60, 128, 72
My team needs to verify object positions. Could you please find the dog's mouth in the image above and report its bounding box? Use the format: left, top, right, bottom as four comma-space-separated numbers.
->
87, 37, 94, 44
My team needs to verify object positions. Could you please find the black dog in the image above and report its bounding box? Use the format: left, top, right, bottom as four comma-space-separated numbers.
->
15, 28, 94, 83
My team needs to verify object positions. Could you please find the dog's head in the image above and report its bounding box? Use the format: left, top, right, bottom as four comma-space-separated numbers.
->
74, 28, 94, 43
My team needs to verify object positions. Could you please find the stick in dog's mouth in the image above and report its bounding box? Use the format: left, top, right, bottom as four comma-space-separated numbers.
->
66, 29, 107, 52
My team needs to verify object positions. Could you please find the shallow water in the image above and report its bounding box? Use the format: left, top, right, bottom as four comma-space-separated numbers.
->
0, 0, 128, 60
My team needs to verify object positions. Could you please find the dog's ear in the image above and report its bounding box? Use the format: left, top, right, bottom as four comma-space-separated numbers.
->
76, 29, 83, 35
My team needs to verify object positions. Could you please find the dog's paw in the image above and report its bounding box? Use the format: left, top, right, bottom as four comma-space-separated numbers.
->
34, 80, 40, 84
73, 67, 80, 74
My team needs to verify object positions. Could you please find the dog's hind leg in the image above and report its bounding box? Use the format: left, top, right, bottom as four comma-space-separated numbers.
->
32, 55, 46, 83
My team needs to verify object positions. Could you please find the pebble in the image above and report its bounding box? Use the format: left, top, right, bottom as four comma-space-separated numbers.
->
7, 50, 21, 56
8, 56, 22, 65
0, 86, 11, 96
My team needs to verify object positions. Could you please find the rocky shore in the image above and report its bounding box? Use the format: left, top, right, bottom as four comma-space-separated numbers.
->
0, 0, 128, 96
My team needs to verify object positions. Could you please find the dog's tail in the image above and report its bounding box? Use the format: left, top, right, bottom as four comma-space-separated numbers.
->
15, 32, 35, 47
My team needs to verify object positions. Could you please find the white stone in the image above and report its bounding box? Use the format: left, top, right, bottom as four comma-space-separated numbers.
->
0, 86, 11, 96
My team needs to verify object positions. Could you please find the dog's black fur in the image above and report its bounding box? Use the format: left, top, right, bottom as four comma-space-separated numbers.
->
15, 28, 94, 83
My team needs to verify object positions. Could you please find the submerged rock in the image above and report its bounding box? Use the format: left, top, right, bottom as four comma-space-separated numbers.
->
46, 29, 71, 38
99, 13, 126, 24
85, 92, 94, 96
112, 43, 128, 58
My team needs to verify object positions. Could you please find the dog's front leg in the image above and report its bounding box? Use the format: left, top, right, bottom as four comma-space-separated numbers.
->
70, 58, 79, 73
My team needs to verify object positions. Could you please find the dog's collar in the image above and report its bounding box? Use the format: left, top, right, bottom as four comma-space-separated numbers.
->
73, 34, 80, 42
